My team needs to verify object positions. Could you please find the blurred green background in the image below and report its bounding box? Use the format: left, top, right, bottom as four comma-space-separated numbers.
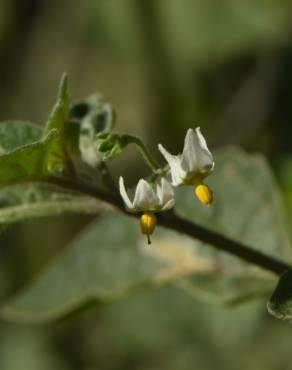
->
1, 0, 292, 369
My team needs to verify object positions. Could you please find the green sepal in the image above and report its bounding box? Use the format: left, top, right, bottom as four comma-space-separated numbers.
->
97, 133, 125, 160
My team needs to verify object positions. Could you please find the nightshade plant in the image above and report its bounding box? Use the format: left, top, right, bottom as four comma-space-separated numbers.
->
1, 74, 292, 323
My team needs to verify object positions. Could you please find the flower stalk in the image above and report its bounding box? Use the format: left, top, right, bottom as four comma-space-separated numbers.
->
122, 134, 160, 173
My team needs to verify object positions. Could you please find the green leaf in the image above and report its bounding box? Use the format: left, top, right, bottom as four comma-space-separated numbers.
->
42, 74, 72, 174
0, 121, 106, 224
97, 286, 265, 365
267, 269, 292, 320
175, 275, 273, 306
0, 121, 42, 151
42, 73, 90, 176
0, 129, 61, 184
1, 147, 289, 323
43, 73, 69, 136
0, 184, 109, 224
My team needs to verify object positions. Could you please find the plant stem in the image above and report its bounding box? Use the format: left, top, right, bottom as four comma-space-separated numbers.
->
46, 176, 291, 276
122, 134, 160, 172
159, 213, 290, 276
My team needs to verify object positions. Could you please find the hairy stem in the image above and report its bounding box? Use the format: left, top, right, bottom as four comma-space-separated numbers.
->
122, 134, 160, 172
46, 176, 291, 276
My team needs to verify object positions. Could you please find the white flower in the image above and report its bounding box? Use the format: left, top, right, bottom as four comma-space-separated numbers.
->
158, 127, 214, 186
119, 176, 175, 244
119, 177, 174, 213
158, 127, 214, 205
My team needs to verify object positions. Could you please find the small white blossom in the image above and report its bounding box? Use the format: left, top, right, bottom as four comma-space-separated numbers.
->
119, 176, 174, 213
158, 127, 214, 186
119, 176, 175, 244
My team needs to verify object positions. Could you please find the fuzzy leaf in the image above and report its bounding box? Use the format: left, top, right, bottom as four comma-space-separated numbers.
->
0, 121, 106, 224
1, 148, 289, 322
0, 129, 61, 184
43, 73, 69, 136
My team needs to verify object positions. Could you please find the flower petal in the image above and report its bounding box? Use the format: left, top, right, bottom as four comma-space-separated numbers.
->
156, 178, 174, 208
161, 198, 175, 211
158, 144, 186, 186
133, 179, 159, 211
181, 127, 214, 174
119, 176, 133, 210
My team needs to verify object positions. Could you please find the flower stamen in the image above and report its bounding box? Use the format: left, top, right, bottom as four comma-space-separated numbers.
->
195, 182, 213, 205
140, 212, 157, 245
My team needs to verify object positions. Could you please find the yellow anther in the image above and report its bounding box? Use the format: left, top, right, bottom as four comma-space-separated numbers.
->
140, 212, 157, 245
195, 183, 213, 205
